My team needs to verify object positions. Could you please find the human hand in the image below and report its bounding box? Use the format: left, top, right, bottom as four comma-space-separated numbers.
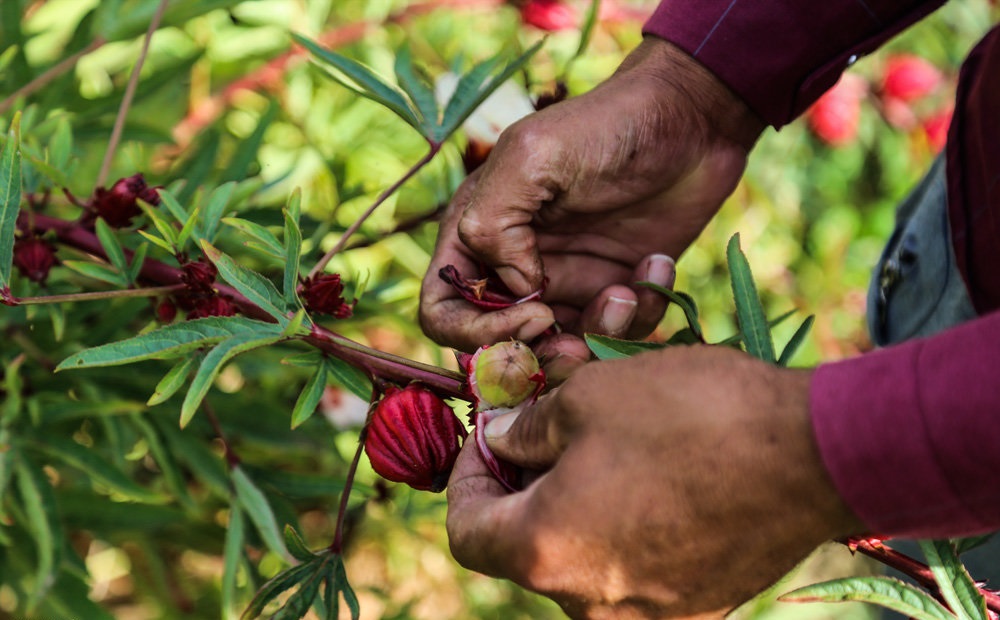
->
446, 345, 865, 619
420, 38, 765, 375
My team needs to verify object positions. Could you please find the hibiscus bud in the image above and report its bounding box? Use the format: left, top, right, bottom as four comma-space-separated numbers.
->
92, 173, 161, 228
156, 299, 177, 323
882, 55, 942, 102
12, 237, 57, 284
187, 295, 238, 320
364, 384, 467, 492
520, 0, 577, 31
301, 274, 354, 318
468, 340, 544, 410
807, 73, 866, 147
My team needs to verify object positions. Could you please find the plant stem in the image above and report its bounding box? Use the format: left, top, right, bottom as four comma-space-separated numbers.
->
203, 402, 240, 468
96, 0, 170, 188
13, 284, 184, 306
330, 427, 368, 554
308, 144, 440, 280
0, 39, 105, 115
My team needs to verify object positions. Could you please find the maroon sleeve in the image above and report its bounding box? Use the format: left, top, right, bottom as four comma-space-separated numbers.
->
643, 0, 945, 126
810, 309, 1000, 538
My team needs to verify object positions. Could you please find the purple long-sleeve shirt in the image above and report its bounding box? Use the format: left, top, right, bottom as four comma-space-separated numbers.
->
645, 2, 1000, 537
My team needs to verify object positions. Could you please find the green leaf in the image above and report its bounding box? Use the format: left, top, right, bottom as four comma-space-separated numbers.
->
323, 572, 339, 620
158, 187, 189, 224
201, 241, 288, 322
232, 466, 293, 563
283, 524, 315, 562
777, 315, 815, 367
335, 556, 360, 619
48, 116, 73, 170
780, 576, 954, 620
222, 505, 246, 620
637, 282, 703, 340
394, 45, 439, 139
1, 112, 23, 288
664, 327, 703, 346
573, 0, 601, 60
220, 103, 278, 184
585, 333, 664, 360
727, 233, 775, 363
438, 40, 544, 141
283, 192, 303, 308
954, 534, 994, 555
14, 458, 60, 609
273, 562, 326, 620
137, 200, 178, 249
136, 229, 176, 254
222, 217, 285, 259
291, 363, 327, 429
147, 355, 198, 407
294, 33, 420, 132
58, 316, 280, 370
176, 205, 201, 251
241, 561, 317, 620
94, 217, 128, 275
131, 414, 195, 509
281, 351, 323, 368
325, 357, 371, 401
919, 539, 988, 620
47, 302, 66, 342
716, 309, 796, 347
281, 308, 309, 338
60, 260, 127, 287
127, 242, 149, 286
180, 332, 284, 427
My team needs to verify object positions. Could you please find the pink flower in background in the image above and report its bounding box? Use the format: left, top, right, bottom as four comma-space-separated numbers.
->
882, 54, 942, 102
922, 106, 953, 153
521, 0, 577, 31
807, 73, 867, 147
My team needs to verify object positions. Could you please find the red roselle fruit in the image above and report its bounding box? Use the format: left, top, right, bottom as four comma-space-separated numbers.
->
881, 54, 942, 102
12, 236, 57, 284
807, 73, 866, 147
90, 173, 161, 228
464, 341, 546, 492
300, 274, 354, 318
364, 384, 467, 493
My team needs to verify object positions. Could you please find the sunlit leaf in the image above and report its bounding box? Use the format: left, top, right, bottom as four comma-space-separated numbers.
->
0, 112, 22, 288
232, 466, 293, 563
221, 217, 284, 260
727, 233, 775, 363
220, 102, 278, 183
283, 524, 315, 563
394, 45, 439, 138
585, 334, 663, 360
202, 241, 288, 322
147, 355, 199, 405
777, 315, 815, 367
638, 282, 703, 340
222, 505, 246, 620
325, 357, 371, 401
919, 539, 988, 620
780, 576, 954, 620
94, 217, 128, 275
290, 362, 327, 429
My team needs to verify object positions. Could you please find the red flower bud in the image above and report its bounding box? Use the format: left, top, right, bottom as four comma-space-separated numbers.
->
364, 384, 467, 492
301, 274, 354, 318
187, 295, 238, 320
807, 74, 866, 147
156, 299, 178, 323
882, 55, 942, 103
520, 0, 576, 31
92, 173, 161, 228
181, 259, 218, 292
13, 237, 57, 284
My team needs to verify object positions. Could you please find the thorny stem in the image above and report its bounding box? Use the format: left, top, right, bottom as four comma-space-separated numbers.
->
12, 284, 185, 306
0, 39, 106, 115
846, 537, 1000, 614
308, 143, 441, 280
330, 426, 368, 554
96, 0, 170, 188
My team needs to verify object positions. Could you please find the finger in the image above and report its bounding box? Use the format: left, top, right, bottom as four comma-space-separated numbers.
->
532, 333, 592, 384
483, 388, 572, 469
420, 297, 556, 351
535, 253, 633, 306
575, 285, 640, 338
628, 253, 676, 338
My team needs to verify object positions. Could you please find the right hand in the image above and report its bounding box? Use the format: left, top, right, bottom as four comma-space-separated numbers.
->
420, 37, 765, 374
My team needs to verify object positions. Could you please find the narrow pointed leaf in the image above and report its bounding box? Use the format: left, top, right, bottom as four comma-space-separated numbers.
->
222, 217, 284, 258
131, 414, 195, 509
158, 188, 189, 223
283, 199, 302, 307
241, 561, 317, 620
335, 556, 360, 619
220, 102, 278, 183
202, 241, 287, 321
222, 505, 246, 619
180, 332, 284, 427
573, 0, 601, 59
27, 435, 164, 502
15, 458, 60, 609
232, 466, 293, 563
324, 357, 371, 401
727, 233, 775, 363
57, 317, 280, 370
780, 576, 954, 620
49, 117, 74, 170
176, 205, 201, 250
137, 229, 176, 253
199, 182, 236, 243
94, 217, 128, 274
61, 260, 127, 287
716, 309, 796, 347
294, 33, 420, 131
283, 524, 315, 562
291, 363, 327, 429
127, 241, 149, 285
585, 333, 663, 360
273, 564, 327, 620
137, 200, 179, 248
919, 539, 988, 620
147, 355, 199, 405
1, 112, 23, 288
323, 572, 339, 620
777, 315, 815, 367
394, 45, 439, 138
638, 282, 703, 339
281, 308, 309, 338
954, 534, 994, 555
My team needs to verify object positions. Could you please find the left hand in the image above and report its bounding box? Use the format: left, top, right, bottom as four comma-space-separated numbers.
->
446, 345, 865, 619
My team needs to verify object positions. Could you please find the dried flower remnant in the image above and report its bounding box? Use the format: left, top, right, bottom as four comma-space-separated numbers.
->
438, 264, 543, 310
301, 274, 354, 319
90, 173, 161, 228
364, 384, 467, 492
12, 236, 57, 284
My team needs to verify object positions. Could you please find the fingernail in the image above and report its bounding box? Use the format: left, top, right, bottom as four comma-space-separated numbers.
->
600, 296, 637, 335
485, 411, 520, 438
516, 316, 554, 341
645, 254, 676, 288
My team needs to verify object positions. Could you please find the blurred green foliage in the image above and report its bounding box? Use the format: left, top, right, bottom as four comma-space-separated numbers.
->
0, 0, 997, 618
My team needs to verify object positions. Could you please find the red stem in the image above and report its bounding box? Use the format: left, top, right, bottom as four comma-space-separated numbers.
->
329, 427, 368, 554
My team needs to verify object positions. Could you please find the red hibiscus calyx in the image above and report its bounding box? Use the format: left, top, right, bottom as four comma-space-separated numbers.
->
12, 236, 58, 284
89, 173, 162, 228
364, 383, 468, 492
301, 274, 354, 319
438, 264, 544, 310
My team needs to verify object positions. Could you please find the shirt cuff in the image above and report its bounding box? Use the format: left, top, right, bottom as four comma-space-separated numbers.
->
810, 310, 1000, 538
643, 0, 945, 127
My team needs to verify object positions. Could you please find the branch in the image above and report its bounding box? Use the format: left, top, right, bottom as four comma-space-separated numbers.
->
0, 39, 106, 115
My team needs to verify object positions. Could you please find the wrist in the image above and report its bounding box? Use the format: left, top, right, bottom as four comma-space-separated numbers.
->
620, 36, 766, 152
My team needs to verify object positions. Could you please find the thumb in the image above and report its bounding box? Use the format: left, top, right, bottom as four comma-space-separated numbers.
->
483, 391, 569, 470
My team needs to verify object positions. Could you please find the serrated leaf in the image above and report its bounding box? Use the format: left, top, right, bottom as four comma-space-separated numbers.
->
147, 355, 199, 405
283, 525, 315, 563
394, 45, 439, 139
438, 40, 544, 141
242, 561, 316, 620
780, 576, 954, 620
57, 316, 281, 370
727, 233, 776, 363
222, 505, 246, 620
232, 466, 293, 563
638, 282, 703, 340
325, 357, 371, 401
1, 112, 23, 288
291, 363, 327, 429
294, 33, 420, 132
180, 332, 284, 427
221, 217, 285, 258
94, 217, 128, 274
777, 315, 815, 367
202, 241, 287, 321
199, 182, 236, 243
15, 458, 60, 610
61, 260, 127, 287
283, 196, 302, 307
585, 333, 664, 360
920, 539, 988, 620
